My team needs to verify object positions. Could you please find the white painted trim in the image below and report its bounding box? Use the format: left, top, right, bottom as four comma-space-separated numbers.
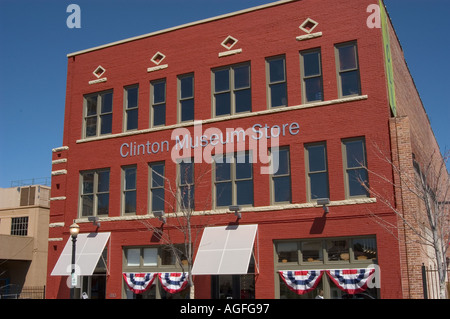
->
51, 169, 67, 176
48, 238, 64, 242
89, 77, 107, 85
50, 196, 66, 201
147, 64, 168, 73
299, 17, 319, 34
49, 222, 65, 228
93, 65, 106, 79
52, 159, 67, 165
76, 95, 368, 144
67, 0, 298, 57
150, 51, 166, 65
52, 146, 69, 152
221, 35, 239, 50
296, 31, 322, 41
219, 48, 243, 57
72, 198, 376, 224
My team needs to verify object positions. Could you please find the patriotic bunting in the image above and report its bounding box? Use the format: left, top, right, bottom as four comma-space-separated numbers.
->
123, 272, 157, 294
326, 268, 375, 294
279, 270, 324, 295
159, 272, 189, 294
279, 268, 376, 295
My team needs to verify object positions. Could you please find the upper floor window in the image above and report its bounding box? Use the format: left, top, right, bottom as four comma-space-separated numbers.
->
301, 49, 323, 103
150, 79, 166, 127
149, 162, 165, 213
178, 74, 194, 122
342, 138, 369, 197
178, 160, 194, 211
305, 142, 330, 201
80, 169, 110, 217
124, 85, 139, 131
213, 63, 251, 117
271, 147, 291, 204
83, 91, 113, 138
336, 42, 361, 97
11, 217, 28, 236
214, 152, 253, 208
122, 165, 137, 214
266, 56, 287, 108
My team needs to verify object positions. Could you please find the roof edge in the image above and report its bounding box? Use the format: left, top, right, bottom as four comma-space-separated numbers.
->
67, 0, 298, 57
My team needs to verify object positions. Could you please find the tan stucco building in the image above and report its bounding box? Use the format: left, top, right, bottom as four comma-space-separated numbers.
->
0, 185, 50, 298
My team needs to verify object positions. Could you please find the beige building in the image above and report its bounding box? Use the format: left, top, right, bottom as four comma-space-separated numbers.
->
0, 185, 50, 298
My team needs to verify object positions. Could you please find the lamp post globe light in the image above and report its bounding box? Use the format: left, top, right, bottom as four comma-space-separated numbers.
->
69, 223, 79, 299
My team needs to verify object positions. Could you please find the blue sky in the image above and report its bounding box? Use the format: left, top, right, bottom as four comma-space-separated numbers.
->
0, 0, 449, 188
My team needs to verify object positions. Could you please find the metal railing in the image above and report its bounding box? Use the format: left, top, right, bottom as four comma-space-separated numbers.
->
0, 285, 45, 299
422, 264, 450, 299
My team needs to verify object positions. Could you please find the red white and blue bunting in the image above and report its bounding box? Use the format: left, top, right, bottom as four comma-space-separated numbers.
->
159, 272, 189, 294
123, 272, 157, 294
326, 268, 375, 294
123, 272, 189, 294
279, 268, 376, 295
279, 270, 324, 295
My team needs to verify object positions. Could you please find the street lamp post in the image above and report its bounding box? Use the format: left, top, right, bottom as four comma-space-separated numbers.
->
69, 223, 80, 299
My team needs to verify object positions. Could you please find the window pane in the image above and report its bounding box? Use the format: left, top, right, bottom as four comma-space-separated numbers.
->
235, 89, 251, 113
81, 195, 93, 217
269, 58, 285, 83
151, 188, 165, 212
310, 172, 329, 199
100, 113, 112, 134
127, 87, 138, 109
82, 173, 94, 194
303, 51, 321, 77
101, 92, 113, 113
161, 248, 176, 265
234, 65, 250, 89
180, 76, 193, 99
153, 82, 166, 103
181, 99, 194, 122
308, 144, 326, 172
236, 154, 252, 179
353, 238, 377, 261
127, 108, 138, 130
345, 140, 365, 168
86, 96, 97, 116
215, 161, 231, 181
340, 70, 360, 96
274, 176, 291, 202
97, 193, 109, 215
180, 185, 195, 210
348, 168, 369, 196
98, 170, 110, 192
124, 191, 136, 214
216, 182, 232, 207
273, 148, 289, 176
215, 69, 229, 92
302, 241, 323, 262
270, 82, 287, 107
338, 45, 357, 71
143, 248, 158, 266
180, 162, 193, 185
304, 77, 323, 102
236, 180, 253, 205
127, 248, 140, 266
153, 104, 166, 126
276, 242, 298, 263
124, 167, 136, 190
151, 164, 165, 187
215, 92, 231, 116
85, 117, 97, 137
327, 239, 349, 261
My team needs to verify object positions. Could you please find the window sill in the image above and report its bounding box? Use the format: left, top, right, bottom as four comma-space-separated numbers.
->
76, 95, 368, 144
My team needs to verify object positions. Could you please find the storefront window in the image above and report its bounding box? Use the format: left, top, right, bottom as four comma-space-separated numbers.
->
276, 242, 298, 263
301, 241, 323, 263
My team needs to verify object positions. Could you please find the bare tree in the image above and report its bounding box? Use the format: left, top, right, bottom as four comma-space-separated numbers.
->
360, 145, 449, 298
139, 161, 231, 299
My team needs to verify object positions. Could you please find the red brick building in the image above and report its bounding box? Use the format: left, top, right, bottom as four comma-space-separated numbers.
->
46, 0, 445, 299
